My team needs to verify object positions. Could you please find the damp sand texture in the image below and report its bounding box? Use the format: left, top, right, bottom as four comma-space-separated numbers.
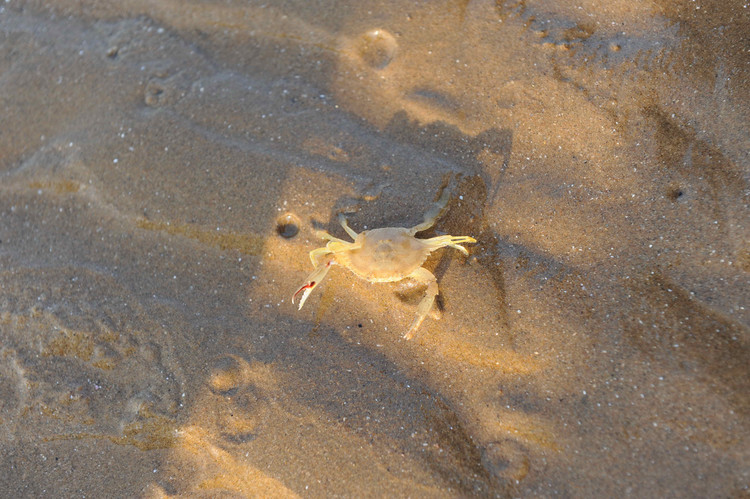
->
0, 1, 748, 497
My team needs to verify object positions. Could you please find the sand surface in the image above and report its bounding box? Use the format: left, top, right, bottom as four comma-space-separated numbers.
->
0, 0, 748, 497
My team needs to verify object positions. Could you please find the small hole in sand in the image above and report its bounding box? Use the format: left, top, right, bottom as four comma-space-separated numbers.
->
276, 213, 300, 238
667, 187, 685, 202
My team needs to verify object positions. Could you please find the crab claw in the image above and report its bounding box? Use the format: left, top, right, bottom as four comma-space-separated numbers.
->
292, 256, 334, 310
292, 281, 316, 309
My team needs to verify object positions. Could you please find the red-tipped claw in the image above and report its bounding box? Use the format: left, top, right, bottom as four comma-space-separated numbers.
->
292, 281, 316, 308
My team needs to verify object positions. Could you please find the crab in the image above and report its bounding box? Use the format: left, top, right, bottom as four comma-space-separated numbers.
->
292, 189, 476, 340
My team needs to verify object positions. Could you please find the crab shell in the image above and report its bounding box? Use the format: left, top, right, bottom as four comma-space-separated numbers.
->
333, 227, 434, 282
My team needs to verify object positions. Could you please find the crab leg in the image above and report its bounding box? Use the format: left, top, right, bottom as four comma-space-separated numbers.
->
422, 235, 476, 255
337, 214, 359, 240
409, 186, 452, 235
404, 267, 439, 340
315, 230, 350, 245
293, 251, 335, 310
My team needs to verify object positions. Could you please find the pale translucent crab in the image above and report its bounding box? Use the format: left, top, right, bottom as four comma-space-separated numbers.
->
293, 189, 476, 339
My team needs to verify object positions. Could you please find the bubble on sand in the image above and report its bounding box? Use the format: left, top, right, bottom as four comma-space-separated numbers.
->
356, 29, 398, 69
276, 212, 300, 238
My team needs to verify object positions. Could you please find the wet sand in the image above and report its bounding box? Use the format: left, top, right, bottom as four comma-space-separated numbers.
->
0, 0, 748, 497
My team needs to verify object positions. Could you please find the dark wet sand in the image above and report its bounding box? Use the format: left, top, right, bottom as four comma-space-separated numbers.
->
0, 0, 748, 497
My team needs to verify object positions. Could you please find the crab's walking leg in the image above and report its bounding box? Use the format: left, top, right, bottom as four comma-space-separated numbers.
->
293, 249, 335, 310
409, 186, 452, 235
404, 267, 439, 340
337, 214, 359, 240
316, 230, 350, 245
